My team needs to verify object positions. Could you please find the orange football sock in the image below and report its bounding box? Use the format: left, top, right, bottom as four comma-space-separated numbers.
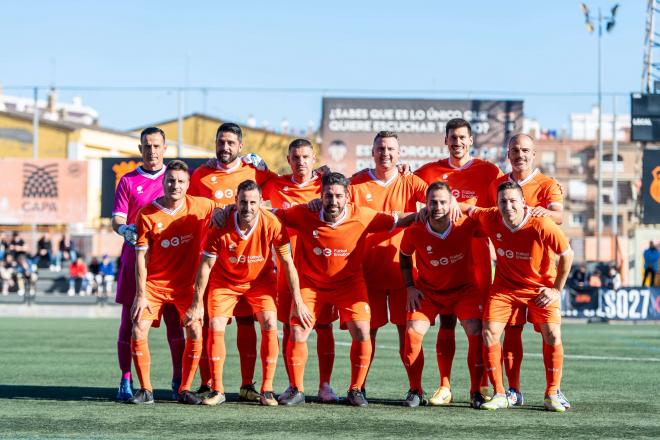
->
179, 338, 202, 393
260, 329, 279, 393
198, 320, 211, 387
404, 328, 425, 391
210, 330, 226, 393
543, 342, 563, 396
503, 326, 524, 390
467, 335, 484, 393
480, 344, 490, 388
316, 325, 335, 386
436, 329, 455, 388
350, 340, 372, 391
287, 340, 308, 392
131, 338, 152, 391
486, 343, 505, 395
282, 325, 292, 384
236, 321, 257, 386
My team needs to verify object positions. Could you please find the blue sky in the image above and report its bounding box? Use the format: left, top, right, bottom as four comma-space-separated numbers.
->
0, 0, 645, 133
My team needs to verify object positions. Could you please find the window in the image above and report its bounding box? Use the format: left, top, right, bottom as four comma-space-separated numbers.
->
570, 213, 585, 227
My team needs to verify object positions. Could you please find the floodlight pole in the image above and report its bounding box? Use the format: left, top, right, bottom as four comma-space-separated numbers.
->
32, 87, 39, 159
596, 7, 603, 262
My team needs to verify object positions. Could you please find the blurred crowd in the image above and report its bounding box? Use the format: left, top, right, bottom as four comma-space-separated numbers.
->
0, 232, 116, 296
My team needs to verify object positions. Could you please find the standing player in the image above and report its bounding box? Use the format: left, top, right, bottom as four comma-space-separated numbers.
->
261, 139, 339, 403
486, 133, 567, 408
399, 182, 485, 408
188, 122, 277, 401
112, 127, 185, 401
129, 160, 218, 405
275, 173, 416, 407
469, 181, 573, 412
414, 118, 502, 404
194, 180, 309, 406
347, 131, 427, 392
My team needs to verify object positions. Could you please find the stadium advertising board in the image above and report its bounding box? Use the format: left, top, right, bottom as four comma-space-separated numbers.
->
319, 97, 523, 175
100, 158, 207, 218
631, 93, 660, 142
0, 159, 87, 224
562, 287, 660, 320
641, 148, 660, 224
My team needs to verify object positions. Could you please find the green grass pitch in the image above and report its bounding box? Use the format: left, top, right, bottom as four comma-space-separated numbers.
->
0, 317, 659, 439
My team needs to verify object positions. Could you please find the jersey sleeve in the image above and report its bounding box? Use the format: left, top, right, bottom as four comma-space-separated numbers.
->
254, 168, 279, 186
486, 179, 498, 208
363, 207, 397, 233
399, 228, 416, 256
112, 177, 130, 219
202, 227, 221, 258
543, 179, 564, 209
273, 204, 307, 230
468, 206, 497, 228
135, 210, 150, 251
411, 175, 429, 204
188, 168, 205, 197
540, 219, 571, 256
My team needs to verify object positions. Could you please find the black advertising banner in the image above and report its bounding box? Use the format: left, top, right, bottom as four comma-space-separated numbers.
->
319, 97, 523, 175
641, 148, 660, 224
100, 158, 207, 218
631, 93, 660, 142
562, 287, 660, 321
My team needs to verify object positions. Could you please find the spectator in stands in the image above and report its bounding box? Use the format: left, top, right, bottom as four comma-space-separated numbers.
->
0, 232, 8, 260
87, 257, 101, 295
9, 232, 28, 258
53, 234, 77, 272
603, 266, 621, 290
67, 256, 89, 296
36, 234, 54, 269
98, 255, 115, 296
643, 241, 659, 287
570, 264, 588, 289
15, 254, 38, 296
588, 270, 602, 288
1, 253, 16, 295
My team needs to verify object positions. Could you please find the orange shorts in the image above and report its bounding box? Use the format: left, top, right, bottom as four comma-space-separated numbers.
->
407, 284, 483, 323
290, 278, 370, 327
367, 285, 407, 328
276, 282, 337, 325
484, 290, 561, 325
140, 286, 193, 322
507, 305, 528, 327
208, 282, 277, 319
233, 295, 255, 318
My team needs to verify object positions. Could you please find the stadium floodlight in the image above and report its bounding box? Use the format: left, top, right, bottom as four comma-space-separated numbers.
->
581, 2, 620, 262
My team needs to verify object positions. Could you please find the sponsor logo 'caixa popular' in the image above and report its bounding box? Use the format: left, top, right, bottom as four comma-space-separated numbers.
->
160, 234, 193, 248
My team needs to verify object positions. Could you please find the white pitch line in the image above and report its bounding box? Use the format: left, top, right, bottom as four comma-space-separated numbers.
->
333, 341, 660, 363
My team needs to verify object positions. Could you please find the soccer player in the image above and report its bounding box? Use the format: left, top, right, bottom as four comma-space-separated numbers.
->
414, 118, 502, 404
261, 139, 339, 403
468, 181, 573, 412
399, 182, 485, 409
194, 179, 308, 406
487, 133, 567, 408
188, 122, 277, 401
112, 127, 185, 401
129, 160, 219, 405
347, 131, 427, 392
275, 172, 417, 407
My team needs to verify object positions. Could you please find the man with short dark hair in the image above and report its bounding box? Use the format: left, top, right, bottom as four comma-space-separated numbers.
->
274, 172, 417, 407
467, 181, 573, 412
414, 118, 502, 404
195, 179, 306, 407
111, 127, 185, 401
129, 160, 219, 405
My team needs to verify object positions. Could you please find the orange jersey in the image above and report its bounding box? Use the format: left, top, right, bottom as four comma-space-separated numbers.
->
487, 168, 563, 209
189, 161, 277, 206
262, 173, 322, 209
275, 203, 396, 289
400, 217, 478, 293
469, 207, 571, 295
348, 169, 427, 289
415, 158, 502, 207
135, 195, 217, 292
203, 208, 288, 289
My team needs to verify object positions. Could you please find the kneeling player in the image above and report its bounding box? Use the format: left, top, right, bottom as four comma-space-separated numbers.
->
399, 182, 485, 408
469, 181, 573, 412
129, 160, 218, 405
195, 180, 310, 407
